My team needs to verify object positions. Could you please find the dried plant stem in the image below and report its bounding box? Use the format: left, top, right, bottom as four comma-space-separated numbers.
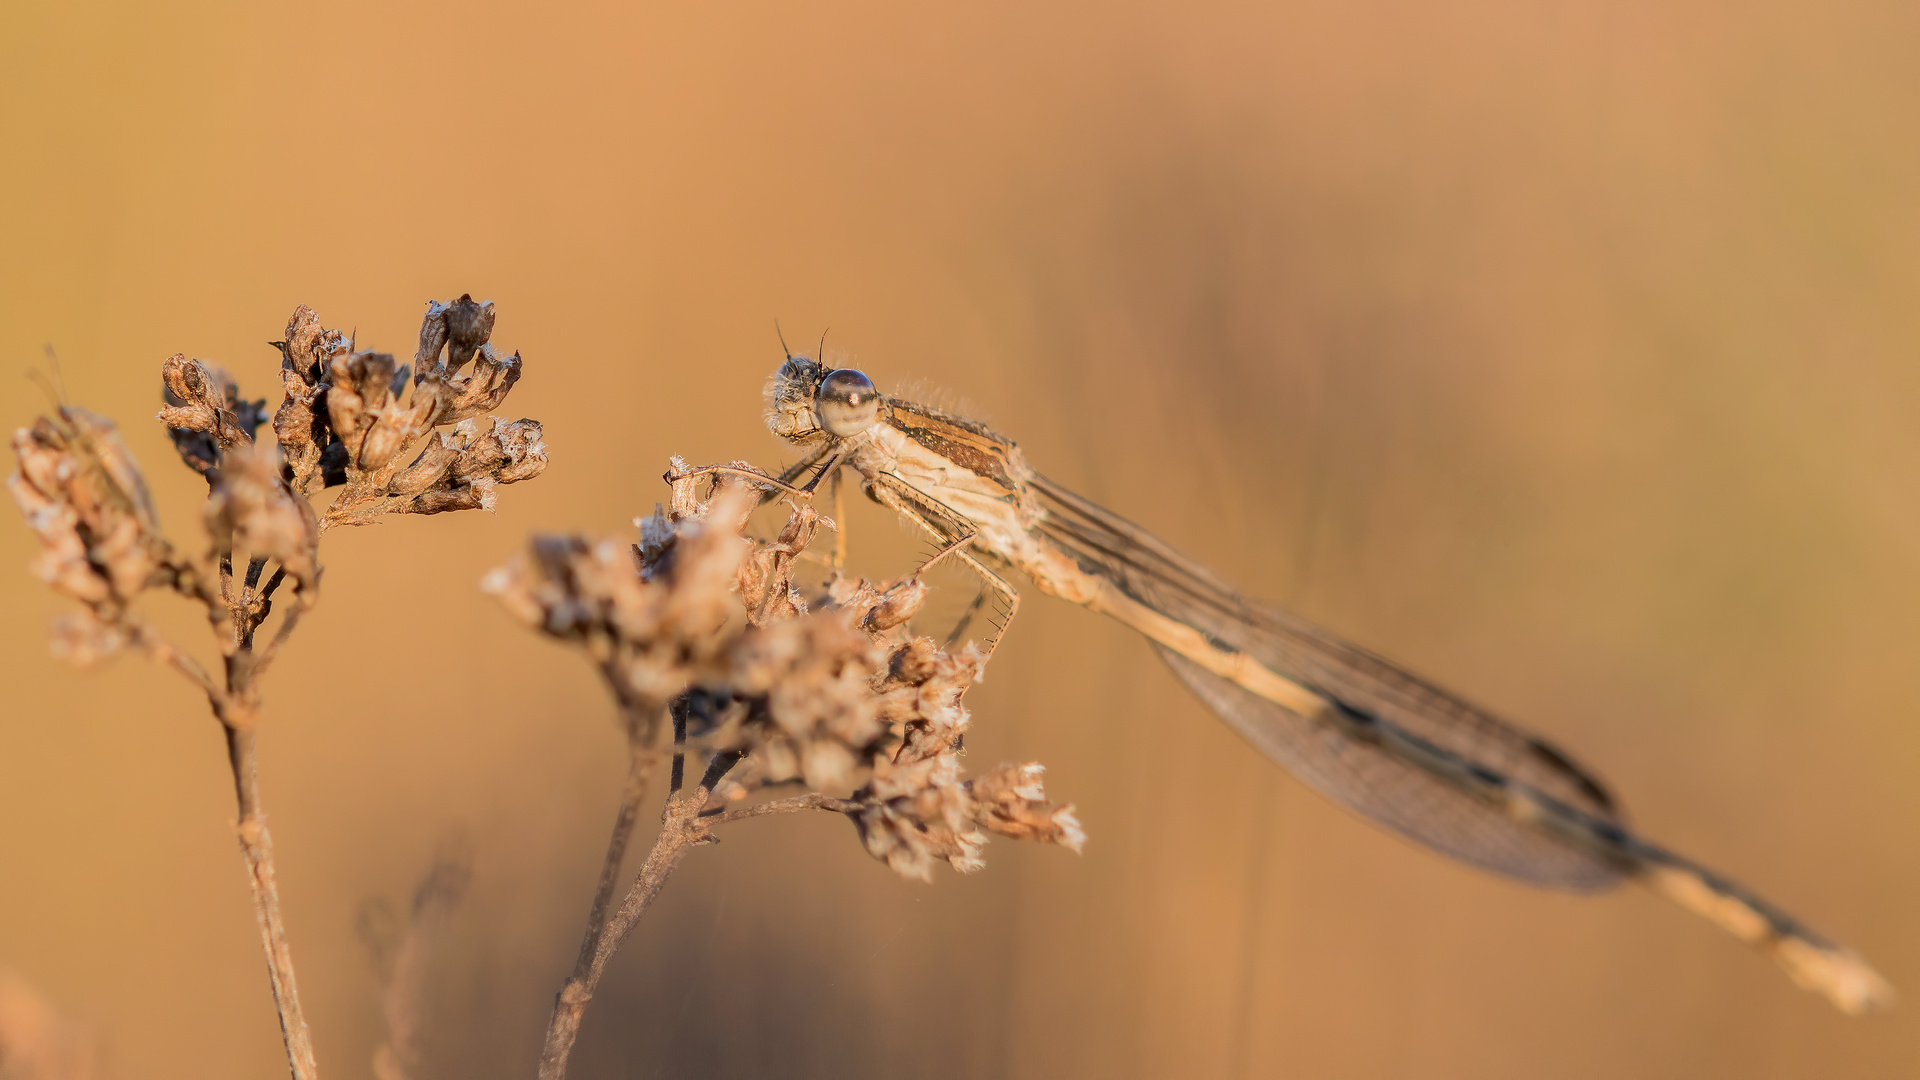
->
535, 764, 851, 1079
574, 737, 660, 979
536, 785, 700, 1080
226, 718, 318, 1080
131, 606, 318, 1079
221, 588, 318, 1080
708, 792, 860, 824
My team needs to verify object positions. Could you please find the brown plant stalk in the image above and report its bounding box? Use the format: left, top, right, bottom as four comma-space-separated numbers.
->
486, 464, 1086, 1079
10, 297, 549, 1080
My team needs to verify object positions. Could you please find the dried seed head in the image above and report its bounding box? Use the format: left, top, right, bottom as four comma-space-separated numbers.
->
864, 577, 929, 631
10, 407, 170, 612
483, 483, 757, 722
438, 295, 498, 372
203, 441, 319, 585
49, 609, 127, 668
159, 356, 265, 478
327, 350, 396, 466
291, 298, 548, 527
489, 459, 1084, 879
275, 305, 350, 497
730, 614, 890, 789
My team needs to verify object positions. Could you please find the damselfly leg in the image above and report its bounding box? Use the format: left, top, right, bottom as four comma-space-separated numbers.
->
670, 443, 851, 502
867, 474, 1022, 658
664, 462, 817, 499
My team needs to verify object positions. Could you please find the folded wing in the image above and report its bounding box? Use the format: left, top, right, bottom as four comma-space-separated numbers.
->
1031, 472, 1633, 892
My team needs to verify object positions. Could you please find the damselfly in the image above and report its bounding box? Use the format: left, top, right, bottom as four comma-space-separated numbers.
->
675, 352, 1893, 1014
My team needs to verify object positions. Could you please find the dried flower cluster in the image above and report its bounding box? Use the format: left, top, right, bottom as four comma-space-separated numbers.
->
268, 297, 547, 525
487, 460, 1081, 1078
486, 461, 1084, 880
10, 404, 197, 664
8, 296, 548, 1080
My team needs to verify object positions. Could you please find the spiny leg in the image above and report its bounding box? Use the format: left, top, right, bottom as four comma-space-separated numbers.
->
945, 584, 992, 648
948, 549, 1020, 659
666, 462, 816, 500
774, 441, 836, 492
868, 478, 1023, 660
776, 442, 848, 495
830, 469, 847, 572
670, 445, 848, 503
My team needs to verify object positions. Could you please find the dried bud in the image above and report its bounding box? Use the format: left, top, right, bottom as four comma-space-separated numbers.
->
440, 346, 524, 423
49, 610, 126, 668
730, 614, 889, 789
204, 442, 319, 584
326, 350, 396, 464
414, 300, 450, 372
441, 295, 497, 371
865, 577, 929, 631
283, 304, 344, 387
159, 356, 262, 476
10, 407, 169, 611
968, 763, 1086, 852
634, 504, 676, 573
396, 418, 549, 516
157, 355, 226, 435
886, 636, 943, 685
738, 504, 823, 625
357, 378, 436, 473
385, 431, 462, 498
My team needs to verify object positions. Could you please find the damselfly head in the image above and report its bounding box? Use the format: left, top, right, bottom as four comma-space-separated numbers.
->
766, 354, 827, 439
765, 356, 883, 441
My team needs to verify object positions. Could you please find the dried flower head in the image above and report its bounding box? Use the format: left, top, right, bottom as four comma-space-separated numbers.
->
9, 406, 174, 616
485, 478, 757, 725
159, 355, 268, 478
488, 461, 1084, 882
204, 441, 320, 587
256, 296, 549, 527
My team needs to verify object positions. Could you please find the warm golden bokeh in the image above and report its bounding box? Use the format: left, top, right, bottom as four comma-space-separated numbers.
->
3, 0, 1917, 1075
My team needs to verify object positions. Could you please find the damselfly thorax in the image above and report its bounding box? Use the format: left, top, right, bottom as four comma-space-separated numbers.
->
673, 350, 1893, 1015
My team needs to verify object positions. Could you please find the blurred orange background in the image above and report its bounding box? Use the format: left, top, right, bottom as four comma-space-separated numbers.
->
3, 0, 1918, 1076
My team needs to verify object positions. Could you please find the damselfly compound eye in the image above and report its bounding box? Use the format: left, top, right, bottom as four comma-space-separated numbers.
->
816, 368, 880, 437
